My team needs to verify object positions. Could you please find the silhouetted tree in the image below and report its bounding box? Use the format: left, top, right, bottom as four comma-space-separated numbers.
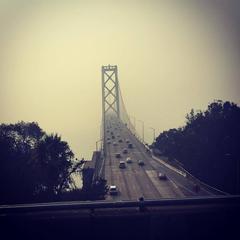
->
0, 122, 78, 203
0, 121, 109, 204
59, 178, 108, 201
34, 134, 74, 196
153, 100, 240, 194
81, 178, 108, 200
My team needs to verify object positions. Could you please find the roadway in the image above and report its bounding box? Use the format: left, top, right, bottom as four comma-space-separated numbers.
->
104, 114, 213, 200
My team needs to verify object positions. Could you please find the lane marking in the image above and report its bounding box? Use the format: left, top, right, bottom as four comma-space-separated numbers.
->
152, 155, 187, 177
168, 176, 196, 195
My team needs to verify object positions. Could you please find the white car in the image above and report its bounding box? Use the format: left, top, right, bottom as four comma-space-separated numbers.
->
119, 161, 126, 169
126, 157, 132, 163
109, 185, 118, 195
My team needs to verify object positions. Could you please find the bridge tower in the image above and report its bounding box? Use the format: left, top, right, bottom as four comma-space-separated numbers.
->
101, 65, 120, 121
101, 65, 120, 153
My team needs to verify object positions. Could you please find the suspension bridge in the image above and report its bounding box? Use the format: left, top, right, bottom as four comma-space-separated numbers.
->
83, 65, 225, 200
1, 65, 239, 240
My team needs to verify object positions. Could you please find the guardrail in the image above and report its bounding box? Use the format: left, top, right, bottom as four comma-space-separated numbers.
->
0, 195, 239, 215
151, 150, 229, 195
98, 147, 105, 179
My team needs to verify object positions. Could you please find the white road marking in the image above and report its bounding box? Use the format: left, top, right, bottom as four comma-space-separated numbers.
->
152, 155, 187, 177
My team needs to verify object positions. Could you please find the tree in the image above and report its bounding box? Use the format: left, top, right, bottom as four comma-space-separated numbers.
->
0, 122, 77, 203
34, 134, 74, 196
81, 178, 108, 200
153, 100, 240, 194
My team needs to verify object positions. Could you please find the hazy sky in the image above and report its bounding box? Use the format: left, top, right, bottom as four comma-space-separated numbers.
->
1, 0, 240, 159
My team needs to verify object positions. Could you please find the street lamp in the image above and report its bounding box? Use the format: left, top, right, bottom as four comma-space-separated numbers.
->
149, 127, 156, 143
137, 120, 144, 143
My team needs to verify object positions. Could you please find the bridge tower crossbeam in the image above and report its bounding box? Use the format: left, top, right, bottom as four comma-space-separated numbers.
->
102, 65, 120, 129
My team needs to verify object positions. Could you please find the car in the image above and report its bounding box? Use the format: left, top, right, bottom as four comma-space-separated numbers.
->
119, 161, 126, 169
138, 160, 144, 166
115, 153, 121, 158
113, 142, 117, 146
158, 173, 167, 180
112, 135, 115, 139
126, 157, 132, 163
125, 139, 130, 143
107, 141, 111, 144
118, 139, 123, 143
122, 148, 128, 154
128, 143, 133, 148
109, 185, 118, 195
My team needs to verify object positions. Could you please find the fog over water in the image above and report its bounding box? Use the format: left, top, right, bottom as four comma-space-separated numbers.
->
1, 0, 240, 159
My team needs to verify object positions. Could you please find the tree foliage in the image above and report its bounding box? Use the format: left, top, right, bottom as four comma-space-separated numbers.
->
153, 100, 240, 194
0, 121, 109, 204
0, 122, 77, 204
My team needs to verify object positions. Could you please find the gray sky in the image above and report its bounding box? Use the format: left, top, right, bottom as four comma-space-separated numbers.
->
1, 0, 240, 159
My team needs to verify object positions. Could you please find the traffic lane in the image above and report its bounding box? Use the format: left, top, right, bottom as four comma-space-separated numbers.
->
106, 121, 184, 199
122, 131, 172, 198
130, 135, 198, 196
124, 129, 187, 197
109, 121, 181, 199
147, 153, 213, 196
128, 139, 183, 198
122, 167, 143, 200
107, 118, 212, 197
126, 129, 212, 196
149, 158, 201, 196
145, 170, 183, 198
105, 154, 129, 200
107, 130, 161, 200
121, 136, 169, 199
106, 131, 140, 200
111, 141, 161, 200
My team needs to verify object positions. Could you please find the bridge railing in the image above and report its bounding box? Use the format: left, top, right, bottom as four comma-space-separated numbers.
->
0, 195, 239, 215
151, 149, 229, 195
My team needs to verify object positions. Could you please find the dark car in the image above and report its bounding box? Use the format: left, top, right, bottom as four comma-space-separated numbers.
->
122, 148, 128, 154
128, 143, 133, 148
158, 173, 167, 180
138, 160, 144, 166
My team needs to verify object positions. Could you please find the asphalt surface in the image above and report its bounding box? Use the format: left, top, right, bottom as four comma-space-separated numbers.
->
104, 114, 213, 200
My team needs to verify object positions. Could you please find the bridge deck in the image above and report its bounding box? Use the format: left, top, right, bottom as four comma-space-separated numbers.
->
104, 115, 213, 200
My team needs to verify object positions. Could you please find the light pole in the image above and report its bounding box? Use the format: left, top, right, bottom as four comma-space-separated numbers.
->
149, 127, 156, 143
137, 120, 144, 143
